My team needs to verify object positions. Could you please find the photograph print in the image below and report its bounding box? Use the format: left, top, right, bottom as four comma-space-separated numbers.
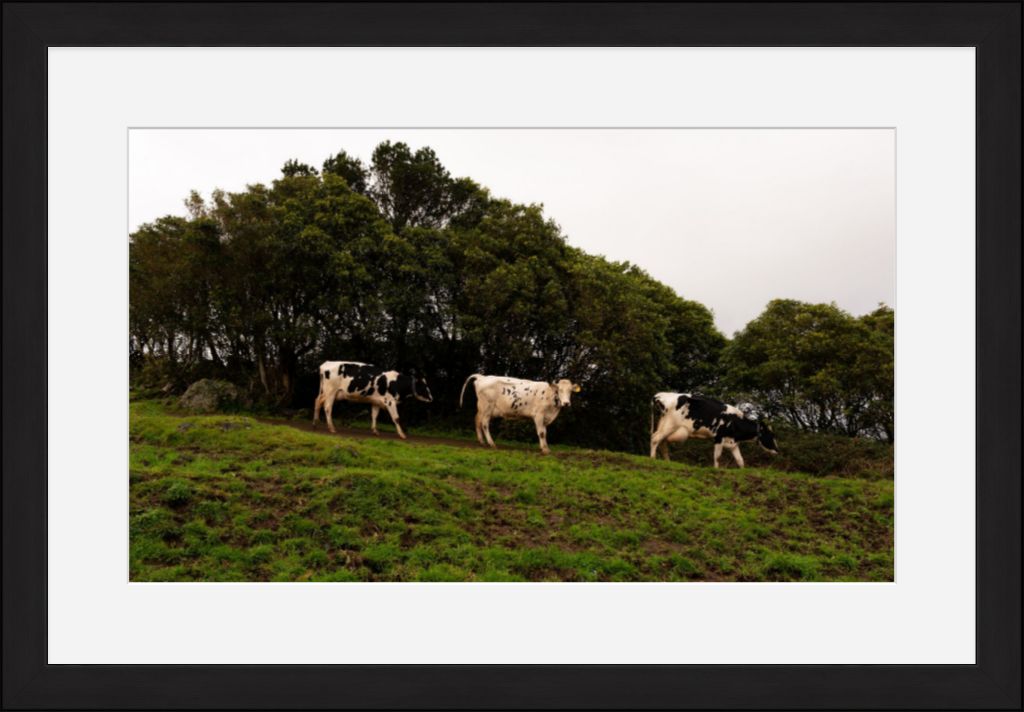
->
129, 128, 895, 582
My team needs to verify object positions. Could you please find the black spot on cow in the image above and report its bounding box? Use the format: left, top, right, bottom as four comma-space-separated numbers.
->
346, 366, 375, 394
339, 362, 373, 379
674, 394, 773, 449
412, 373, 432, 402
388, 372, 433, 403
389, 374, 417, 401
674, 394, 728, 433
757, 421, 779, 452
376, 374, 388, 396
713, 416, 757, 444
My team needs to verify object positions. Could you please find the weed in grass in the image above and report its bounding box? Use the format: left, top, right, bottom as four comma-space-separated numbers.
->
162, 480, 194, 507
762, 552, 821, 581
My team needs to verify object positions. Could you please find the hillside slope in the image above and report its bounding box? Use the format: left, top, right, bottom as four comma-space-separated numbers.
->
130, 400, 894, 582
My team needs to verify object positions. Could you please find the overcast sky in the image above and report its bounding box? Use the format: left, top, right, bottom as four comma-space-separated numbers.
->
129, 128, 894, 336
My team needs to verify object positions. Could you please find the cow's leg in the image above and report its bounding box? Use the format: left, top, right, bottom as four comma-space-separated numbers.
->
728, 442, 745, 468
383, 399, 407, 440
649, 425, 662, 458
663, 427, 690, 461
323, 386, 341, 434
312, 391, 323, 428
481, 414, 496, 448
652, 420, 687, 459
650, 429, 667, 459
474, 411, 485, 445
713, 441, 724, 468
370, 405, 381, 435
534, 415, 550, 455
650, 417, 678, 458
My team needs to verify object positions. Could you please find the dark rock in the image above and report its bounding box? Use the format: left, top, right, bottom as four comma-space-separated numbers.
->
178, 379, 248, 414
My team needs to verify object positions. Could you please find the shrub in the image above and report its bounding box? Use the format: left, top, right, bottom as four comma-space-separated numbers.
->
663, 425, 892, 479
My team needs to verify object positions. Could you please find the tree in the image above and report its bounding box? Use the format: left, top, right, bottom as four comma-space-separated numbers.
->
369, 141, 485, 232
452, 199, 574, 377
637, 274, 726, 390
854, 305, 895, 441
280, 159, 317, 178
200, 167, 393, 402
129, 214, 223, 384
721, 300, 894, 440
321, 150, 369, 194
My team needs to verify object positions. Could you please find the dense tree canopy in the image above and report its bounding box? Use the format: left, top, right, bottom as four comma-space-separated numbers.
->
720, 300, 894, 441
130, 143, 893, 451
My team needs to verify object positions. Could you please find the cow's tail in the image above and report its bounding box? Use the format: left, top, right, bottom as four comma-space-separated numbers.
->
312, 370, 324, 425
650, 395, 664, 438
459, 374, 479, 409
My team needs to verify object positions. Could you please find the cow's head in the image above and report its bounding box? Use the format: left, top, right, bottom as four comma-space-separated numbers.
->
551, 379, 581, 408
409, 370, 433, 403
756, 421, 778, 454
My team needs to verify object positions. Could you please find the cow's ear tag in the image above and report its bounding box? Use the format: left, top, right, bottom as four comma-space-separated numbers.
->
573, 385, 581, 393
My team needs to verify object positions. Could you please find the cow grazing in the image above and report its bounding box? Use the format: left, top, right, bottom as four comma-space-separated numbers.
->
313, 361, 433, 439
460, 374, 580, 454
650, 392, 778, 467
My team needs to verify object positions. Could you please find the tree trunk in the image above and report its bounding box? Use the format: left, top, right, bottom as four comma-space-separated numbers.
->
278, 346, 297, 406
206, 335, 224, 368
256, 350, 270, 394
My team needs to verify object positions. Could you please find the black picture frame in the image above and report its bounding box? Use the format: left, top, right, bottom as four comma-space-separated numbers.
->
3, 2, 1020, 709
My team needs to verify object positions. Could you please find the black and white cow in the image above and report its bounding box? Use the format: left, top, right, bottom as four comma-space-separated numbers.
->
650, 392, 778, 467
313, 361, 432, 439
460, 374, 580, 454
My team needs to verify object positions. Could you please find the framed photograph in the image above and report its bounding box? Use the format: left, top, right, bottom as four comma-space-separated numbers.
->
3, 2, 1020, 709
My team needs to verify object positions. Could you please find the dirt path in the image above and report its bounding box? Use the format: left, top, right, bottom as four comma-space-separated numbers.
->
256, 416, 669, 467
256, 416, 498, 451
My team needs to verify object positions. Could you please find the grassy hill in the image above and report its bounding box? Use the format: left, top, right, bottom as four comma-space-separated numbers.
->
130, 400, 894, 582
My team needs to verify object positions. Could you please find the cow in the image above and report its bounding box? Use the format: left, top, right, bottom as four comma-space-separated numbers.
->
650, 392, 778, 467
459, 374, 580, 454
313, 361, 433, 439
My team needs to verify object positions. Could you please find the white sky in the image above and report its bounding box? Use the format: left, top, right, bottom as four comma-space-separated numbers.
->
129, 128, 894, 336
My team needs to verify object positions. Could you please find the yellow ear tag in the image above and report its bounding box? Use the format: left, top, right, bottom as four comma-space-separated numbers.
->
573, 385, 581, 393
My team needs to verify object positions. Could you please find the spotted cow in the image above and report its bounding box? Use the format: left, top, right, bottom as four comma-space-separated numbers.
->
459, 374, 580, 454
313, 361, 432, 438
650, 392, 778, 467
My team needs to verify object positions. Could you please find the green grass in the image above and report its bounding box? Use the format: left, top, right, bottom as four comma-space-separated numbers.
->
130, 399, 894, 582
